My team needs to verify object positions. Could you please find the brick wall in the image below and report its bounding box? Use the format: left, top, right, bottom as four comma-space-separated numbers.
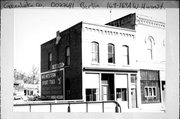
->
41, 22, 83, 100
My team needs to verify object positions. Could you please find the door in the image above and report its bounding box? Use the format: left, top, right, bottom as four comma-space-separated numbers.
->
102, 85, 108, 101
131, 88, 137, 108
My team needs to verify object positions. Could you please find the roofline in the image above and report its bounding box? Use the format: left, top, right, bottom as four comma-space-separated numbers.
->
41, 20, 136, 46
82, 21, 136, 32
41, 22, 83, 46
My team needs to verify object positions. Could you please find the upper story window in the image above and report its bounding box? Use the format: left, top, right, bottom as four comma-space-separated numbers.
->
122, 45, 129, 65
91, 42, 99, 63
65, 46, 70, 66
145, 36, 154, 60
48, 52, 52, 70
108, 43, 115, 64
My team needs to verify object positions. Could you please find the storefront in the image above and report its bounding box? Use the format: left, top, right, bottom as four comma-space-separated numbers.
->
82, 69, 138, 110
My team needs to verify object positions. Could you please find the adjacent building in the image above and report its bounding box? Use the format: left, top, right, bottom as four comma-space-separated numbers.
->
41, 13, 166, 111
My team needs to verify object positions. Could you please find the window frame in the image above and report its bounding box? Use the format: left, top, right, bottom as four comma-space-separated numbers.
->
122, 45, 129, 65
91, 41, 99, 63
65, 46, 70, 66
85, 88, 98, 101
144, 86, 157, 98
48, 52, 52, 70
116, 88, 127, 101
146, 36, 153, 60
108, 43, 115, 64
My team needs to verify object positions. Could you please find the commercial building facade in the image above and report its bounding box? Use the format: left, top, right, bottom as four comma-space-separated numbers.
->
41, 13, 165, 111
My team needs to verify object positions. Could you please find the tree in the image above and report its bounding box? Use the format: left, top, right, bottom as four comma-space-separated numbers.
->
14, 65, 40, 84
30, 65, 39, 84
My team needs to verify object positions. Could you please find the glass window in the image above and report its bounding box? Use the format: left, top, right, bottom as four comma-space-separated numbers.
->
108, 43, 115, 63
122, 45, 129, 65
146, 37, 153, 59
144, 87, 148, 97
86, 89, 97, 101
144, 87, 157, 97
152, 87, 156, 96
91, 42, 99, 63
65, 46, 70, 65
149, 88, 152, 96
48, 52, 52, 70
131, 74, 136, 83
116, 88, 127, 101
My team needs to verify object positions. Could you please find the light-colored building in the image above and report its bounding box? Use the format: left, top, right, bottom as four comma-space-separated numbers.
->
41, 13, 165, 111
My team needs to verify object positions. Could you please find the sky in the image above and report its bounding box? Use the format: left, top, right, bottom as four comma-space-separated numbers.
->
14, 9, 166, 74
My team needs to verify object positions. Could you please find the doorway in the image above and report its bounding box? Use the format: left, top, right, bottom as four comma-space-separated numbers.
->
131, 88, 137, 108
102, 85, 108, 101
130, 74, 137, 108
101, 74, 114, 101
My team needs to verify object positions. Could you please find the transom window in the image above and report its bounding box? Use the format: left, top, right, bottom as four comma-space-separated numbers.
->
108, 43, 115, 63
91, 42, 99, 63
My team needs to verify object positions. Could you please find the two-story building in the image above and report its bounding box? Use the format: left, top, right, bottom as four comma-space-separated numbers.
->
41, 13, 165, 111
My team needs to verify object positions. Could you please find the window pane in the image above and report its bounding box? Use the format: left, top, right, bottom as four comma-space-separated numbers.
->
131, 75, 136, 83
92, 42, 99, 63
86, 89, 97, 101
122, 88, 127, 101
108, 45, 112, 53
48, 53, 52, 69
66, 47, 70, 56
108, 44, 115, 63
65, 47, 70, 65
149, 88, 152, 96
145, 87, 148, 97
153, 88, 156, 96
122, 46, 129, 65
108, 54, 113, 63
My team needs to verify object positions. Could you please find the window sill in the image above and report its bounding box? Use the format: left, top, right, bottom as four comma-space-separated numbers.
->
91, 62, 100, 65
122, 65, 130, 67
107, 63, 116, 66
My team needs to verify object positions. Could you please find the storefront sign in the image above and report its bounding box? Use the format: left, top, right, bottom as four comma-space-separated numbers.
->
41, 69, 64, 100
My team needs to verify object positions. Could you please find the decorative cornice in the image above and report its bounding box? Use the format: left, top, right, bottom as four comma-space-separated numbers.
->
136, 16, 165, 29
84, 26, 135, 39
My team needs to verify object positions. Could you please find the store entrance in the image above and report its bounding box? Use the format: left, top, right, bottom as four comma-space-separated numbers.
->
101, 74, 114, 101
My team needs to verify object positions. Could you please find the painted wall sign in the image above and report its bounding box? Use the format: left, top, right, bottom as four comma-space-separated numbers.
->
41, 69, 64, 100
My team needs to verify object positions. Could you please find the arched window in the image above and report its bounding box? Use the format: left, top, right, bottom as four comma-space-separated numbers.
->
65, 46, 70, 65
108, 43, 115, 63
122, 45, 129, 65
146, 37, 153, 59
145, 36, 155, 60
91, 42, 99, 63
48, 52, 52, 70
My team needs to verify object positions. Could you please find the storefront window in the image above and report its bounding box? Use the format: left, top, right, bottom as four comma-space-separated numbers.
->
86, 88, 97, 101
144, 87, 157, 97
116, 88, 127, 101
140, 70, 161, 103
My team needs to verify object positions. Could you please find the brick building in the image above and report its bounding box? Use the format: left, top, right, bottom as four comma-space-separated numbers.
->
41, 13, 166, 111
